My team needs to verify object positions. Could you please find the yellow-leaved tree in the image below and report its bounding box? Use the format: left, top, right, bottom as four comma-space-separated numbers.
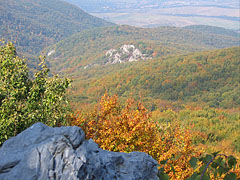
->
71, 94, 200, 179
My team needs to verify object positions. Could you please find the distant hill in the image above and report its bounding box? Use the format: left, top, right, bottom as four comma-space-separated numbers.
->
184, 25, 240, 38
68, 47, 240, 109
44, 25, 240, 74
0, 0, 113, 56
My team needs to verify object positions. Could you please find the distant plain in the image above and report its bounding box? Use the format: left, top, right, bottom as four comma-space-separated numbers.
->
92, 6, 240, 29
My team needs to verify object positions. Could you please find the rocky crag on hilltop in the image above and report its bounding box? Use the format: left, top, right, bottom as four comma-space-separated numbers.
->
84, 44, 152, 69
105, 44, 152, 64
0, 123, 159, 180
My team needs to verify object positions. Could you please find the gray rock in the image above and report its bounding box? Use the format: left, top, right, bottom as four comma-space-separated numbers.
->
104, 44, 152, 65
0, 123, 159, 180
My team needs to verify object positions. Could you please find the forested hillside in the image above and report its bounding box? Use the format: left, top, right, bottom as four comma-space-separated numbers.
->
184, 25, 240, 38
68, 47, 240, 109
1, 0, 240, 178
44, 25, 239, 74
69, 46, 240, 163
1, 42, 239, 179
0, 0, 113, 56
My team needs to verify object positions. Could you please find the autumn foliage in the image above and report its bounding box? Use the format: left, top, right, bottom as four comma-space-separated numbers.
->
72, 94, 201, 179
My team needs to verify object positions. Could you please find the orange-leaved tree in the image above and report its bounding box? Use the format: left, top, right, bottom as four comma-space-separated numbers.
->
71, 94, 200, 179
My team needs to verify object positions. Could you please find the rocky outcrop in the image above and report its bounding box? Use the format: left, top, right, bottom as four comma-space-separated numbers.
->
84, 44, 152, 69
105, 44, 152, 65
47, 50, 55, 57
0, 123, 159, 180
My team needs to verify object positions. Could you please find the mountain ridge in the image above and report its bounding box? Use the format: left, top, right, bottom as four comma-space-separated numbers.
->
0, 0, 113, 56
44, 25, 239, 74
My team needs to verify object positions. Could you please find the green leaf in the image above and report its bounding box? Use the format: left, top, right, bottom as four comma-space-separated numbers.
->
205, 154, 212, 163
170, 164, 175, 175
228, 156, 237, 169
199, 165, 206, 172
218, 166, 228, 176
160, 160, 168, 165
159, 174, 169, 180
201, 174, 210, 180
213, 170, 218, 178
224, 172, 237, 180
195, 175, 202, 180
211, 151, 220, 157
187, 172, 198, 180
158, 168, 169, 180
211, 162, 218, 168
190, 157, 198, 168
216, 157, 223, 166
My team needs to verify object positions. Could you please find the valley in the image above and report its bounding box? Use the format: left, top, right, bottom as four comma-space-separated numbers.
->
65, 0, 240, 29
64, 0, 239, 12
1, 0, 240, 178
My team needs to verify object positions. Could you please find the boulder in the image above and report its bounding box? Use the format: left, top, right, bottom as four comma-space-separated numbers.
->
0, 123, 159, 180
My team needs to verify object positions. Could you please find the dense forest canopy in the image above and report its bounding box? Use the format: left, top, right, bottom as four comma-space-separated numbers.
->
67, 47, 240, 109
44, 25, 239, 74
0, 0, 113, 56
184, 25, 240, 38
1, 43, 239, 179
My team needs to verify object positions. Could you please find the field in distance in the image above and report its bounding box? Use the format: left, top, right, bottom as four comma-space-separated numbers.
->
92, 8, 240, 30
65, 0, 240, 30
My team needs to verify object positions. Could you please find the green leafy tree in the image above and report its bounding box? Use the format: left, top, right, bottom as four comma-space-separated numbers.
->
158, 152, 239, 180
0, 42, 71, 145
